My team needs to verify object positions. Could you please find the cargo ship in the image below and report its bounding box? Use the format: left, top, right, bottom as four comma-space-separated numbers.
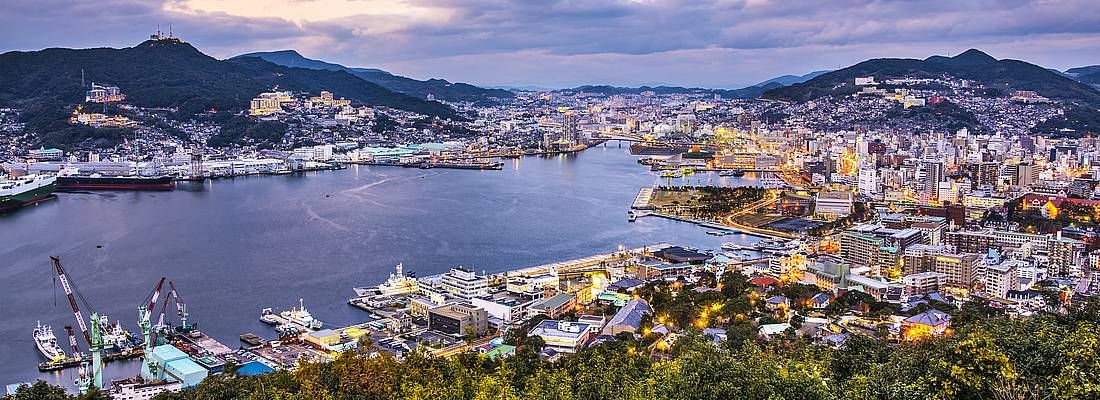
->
0, 174, 57, 212
33, 322, 65, 362
419, 161, 504, 170
629, 143, 691, 156
56, 173, 174, 191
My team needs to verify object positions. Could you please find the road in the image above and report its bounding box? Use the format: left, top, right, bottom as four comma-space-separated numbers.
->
722, 192, 800, 239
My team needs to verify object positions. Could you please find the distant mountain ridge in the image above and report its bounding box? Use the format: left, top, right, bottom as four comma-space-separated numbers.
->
753, 70, 831, 87
551, 70, 830, 99
235, 50, 514, 103
0, 39, 461, 120
1065, 65, 1100, 86
763, 49, 1100, 106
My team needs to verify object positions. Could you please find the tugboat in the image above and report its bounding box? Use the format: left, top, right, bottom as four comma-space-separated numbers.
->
33, 321, 65, 362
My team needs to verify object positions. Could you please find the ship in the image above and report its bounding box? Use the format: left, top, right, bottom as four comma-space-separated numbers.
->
55, 173, 174, 191
33, 321, 66, 362
629, 143, 692, 156
0, 174, 57, 212
280, 299, 323, 330
354, 263, 419, 297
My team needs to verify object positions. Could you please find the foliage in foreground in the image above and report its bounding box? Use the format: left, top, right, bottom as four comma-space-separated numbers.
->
7, 299, 1099, 400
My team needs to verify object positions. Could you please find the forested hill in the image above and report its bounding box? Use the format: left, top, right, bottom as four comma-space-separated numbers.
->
0, 39, 461, 120
763, 49, 1100, 107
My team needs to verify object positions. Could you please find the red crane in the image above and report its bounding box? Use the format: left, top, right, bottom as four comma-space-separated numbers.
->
50, 257, 91, 345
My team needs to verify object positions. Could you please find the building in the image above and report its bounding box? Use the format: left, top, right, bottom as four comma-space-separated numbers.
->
439, 267, 489, 299
902, 245, 980, 290
602, 298, 652, 336
814, 191, 854, 220
147, 345, 208, 389
529, 320, 594, 354
903, 310, 952, 340
529, 293, 577, 319
27, 147, 64, 161
249, 96, 281, 116
427, 302, 489, 336
85, 83, 125, 103
984, 261, 1018, 298
902, 271, 945, 297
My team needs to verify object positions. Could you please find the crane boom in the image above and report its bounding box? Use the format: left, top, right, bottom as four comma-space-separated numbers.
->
50, 257, 90, 345
145, 277, 166, 318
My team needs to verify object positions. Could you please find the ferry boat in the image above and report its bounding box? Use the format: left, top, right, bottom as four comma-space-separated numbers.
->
0, 174, 57, 212
659, 170, 682, 178
33, 321, 65, 362
280, 299, 323, 330
679, 168, 695, 175
719, 169, 745, 177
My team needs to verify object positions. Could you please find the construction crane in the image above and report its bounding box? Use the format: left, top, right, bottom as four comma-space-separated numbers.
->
49, 256, 105, 393
155, 281, 189, 336
50, 257, 90, 346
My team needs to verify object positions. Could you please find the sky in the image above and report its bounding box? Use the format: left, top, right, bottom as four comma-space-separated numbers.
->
1, 0, 1099, 88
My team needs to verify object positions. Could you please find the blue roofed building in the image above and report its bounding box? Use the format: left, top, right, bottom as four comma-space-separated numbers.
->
602, 298, 652, 336
236, 361, 276, 377
149, 344, 209, 388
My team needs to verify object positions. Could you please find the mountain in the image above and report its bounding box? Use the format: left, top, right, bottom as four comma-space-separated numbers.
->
763, 49, 1100, 106
1065, 65, 1100, 86
0, 39, 461, 120
753, 70, 831, 87
554, 83, 780, 99
235, 50, 514, 103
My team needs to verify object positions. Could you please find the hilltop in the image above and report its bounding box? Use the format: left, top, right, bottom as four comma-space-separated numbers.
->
235, 50, 514, 103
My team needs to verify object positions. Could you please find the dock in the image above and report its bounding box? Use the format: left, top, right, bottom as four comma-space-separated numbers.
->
631, 188, 655, 210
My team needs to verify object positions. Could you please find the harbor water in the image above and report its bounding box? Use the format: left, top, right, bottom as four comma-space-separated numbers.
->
0, 143, 762, 388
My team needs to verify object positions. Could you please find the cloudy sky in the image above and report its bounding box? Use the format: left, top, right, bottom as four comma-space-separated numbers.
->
2, 0, 1099, 88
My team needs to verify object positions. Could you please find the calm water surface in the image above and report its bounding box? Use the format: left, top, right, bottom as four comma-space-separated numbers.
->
0, 143, 762, 388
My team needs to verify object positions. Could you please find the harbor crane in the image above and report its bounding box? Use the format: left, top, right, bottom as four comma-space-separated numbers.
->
49, 256, 106, 392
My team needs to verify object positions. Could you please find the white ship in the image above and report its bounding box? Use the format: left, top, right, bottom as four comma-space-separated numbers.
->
354, 263, 419, 297
33, 321, 65, 362
280, 299, 323, 330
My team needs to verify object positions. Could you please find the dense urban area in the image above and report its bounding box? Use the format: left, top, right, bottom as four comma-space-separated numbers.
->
3, 35, 1100, 400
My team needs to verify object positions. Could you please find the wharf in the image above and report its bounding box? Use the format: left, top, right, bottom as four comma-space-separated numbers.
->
38, 349, 144, 372
631, 211, 786, 239
631, 187, 655, 210
180, 331, 234, 356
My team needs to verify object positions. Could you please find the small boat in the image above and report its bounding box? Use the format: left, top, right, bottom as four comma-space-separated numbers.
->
259, 308, 279, 325
34, 321, 66, 362
706, 231, 731, 236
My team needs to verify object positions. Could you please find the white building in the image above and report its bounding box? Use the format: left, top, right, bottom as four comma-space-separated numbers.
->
439, 267, 489, 300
